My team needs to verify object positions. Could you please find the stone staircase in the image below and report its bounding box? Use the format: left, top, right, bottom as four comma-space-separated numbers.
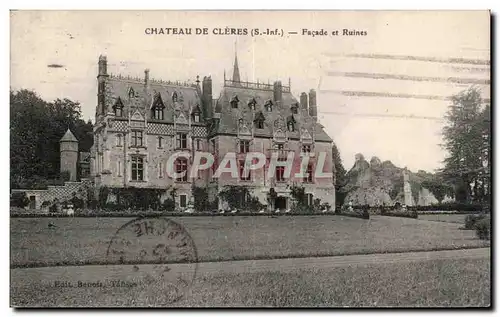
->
44, 179, 92, 204
12, 179, 93, 210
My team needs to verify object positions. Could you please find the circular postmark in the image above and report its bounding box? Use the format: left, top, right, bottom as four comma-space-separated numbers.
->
106, 217, 198, 304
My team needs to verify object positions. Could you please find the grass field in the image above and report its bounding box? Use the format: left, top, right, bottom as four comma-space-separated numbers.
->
11, 215, 488, 267
10, 256, 490, 307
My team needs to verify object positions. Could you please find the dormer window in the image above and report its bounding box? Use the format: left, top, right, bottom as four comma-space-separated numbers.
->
128, 87, 136, 99
291, 103, 299, 114
248, 98, 257, 111
151, 93, 165, 120
113, 97, 124, 117
172, 92, 178, 103
265, 100, 273, 112
231, 95, 240, 109
192, 104, 202, 123
153, 108, 163, 120
254, 111, 265, 129
287, 115, 296, 132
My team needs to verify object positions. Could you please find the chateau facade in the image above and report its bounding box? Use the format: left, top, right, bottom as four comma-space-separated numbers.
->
91, 54, 335, 210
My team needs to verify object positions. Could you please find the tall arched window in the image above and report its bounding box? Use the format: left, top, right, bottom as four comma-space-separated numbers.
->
175, 158, 188, 182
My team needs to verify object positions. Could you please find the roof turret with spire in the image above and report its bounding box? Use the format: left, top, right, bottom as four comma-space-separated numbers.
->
232, 52, 241, 83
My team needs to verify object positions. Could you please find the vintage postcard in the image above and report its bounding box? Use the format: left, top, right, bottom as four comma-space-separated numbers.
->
10, 10, 491, 307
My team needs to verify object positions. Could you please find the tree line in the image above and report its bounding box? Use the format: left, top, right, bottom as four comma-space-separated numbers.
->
10, 89, 93, 189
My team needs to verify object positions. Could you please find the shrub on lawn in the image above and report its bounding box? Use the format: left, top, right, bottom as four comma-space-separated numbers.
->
98, 186, 110, 207
71, 196, 85, 209
474, 217, 490, 240
49, 202, 59, 213
162, 198, 176, 211
10, 192, 29, 208
464, 214, 486, 230
290, 205, 312, 214
103, 202, 128, 212
219, 185, 263, 211
88, 199, 98, 209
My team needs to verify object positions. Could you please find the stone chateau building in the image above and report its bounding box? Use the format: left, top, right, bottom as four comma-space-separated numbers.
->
91, 54, 336, 210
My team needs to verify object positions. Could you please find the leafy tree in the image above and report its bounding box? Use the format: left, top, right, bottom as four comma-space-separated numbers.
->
441, 87, 490, 203
10, 192, 29, 208
332, 142, 348, 206
10, 89, 93, 188
192, 186, 209, 211
332, 142, 347, 187
290, 184, 307, 207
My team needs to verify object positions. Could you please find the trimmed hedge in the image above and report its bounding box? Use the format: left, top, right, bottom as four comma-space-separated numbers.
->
346, 203, 486, 215
380, 211, 418, 219
10, 210, 341, 218
407, 203, 484, 212
335, 211, 370, 220
416, 210, 483, 215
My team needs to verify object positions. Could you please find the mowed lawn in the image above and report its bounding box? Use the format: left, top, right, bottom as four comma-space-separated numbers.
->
10, 257, 490, 307
11, 215, 488, 267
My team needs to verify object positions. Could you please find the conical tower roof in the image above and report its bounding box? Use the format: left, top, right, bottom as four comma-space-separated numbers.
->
60, 128, 78, 142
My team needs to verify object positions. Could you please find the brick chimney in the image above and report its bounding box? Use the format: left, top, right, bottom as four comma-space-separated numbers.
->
202, 76, 213, 118
308, 89, 317, 120
273, 81, 283, 106
300, 92, 308, 111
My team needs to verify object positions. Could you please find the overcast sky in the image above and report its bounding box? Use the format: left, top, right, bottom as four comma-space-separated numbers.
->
10, 11, 490, 172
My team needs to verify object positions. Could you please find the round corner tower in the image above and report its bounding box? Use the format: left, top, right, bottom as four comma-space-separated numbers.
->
60, 129, 79, 181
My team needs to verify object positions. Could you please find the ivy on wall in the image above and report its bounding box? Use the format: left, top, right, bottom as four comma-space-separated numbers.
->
218, 185, 264, 210
98, 186, 176, 211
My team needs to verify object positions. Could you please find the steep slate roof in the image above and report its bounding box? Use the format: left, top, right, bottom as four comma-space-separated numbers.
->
60, 129, 78, 142
214, 86, 332, 142
104, 76, 205, 124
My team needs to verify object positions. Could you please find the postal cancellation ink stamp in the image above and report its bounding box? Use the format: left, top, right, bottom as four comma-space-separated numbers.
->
106, 217, 198, 304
